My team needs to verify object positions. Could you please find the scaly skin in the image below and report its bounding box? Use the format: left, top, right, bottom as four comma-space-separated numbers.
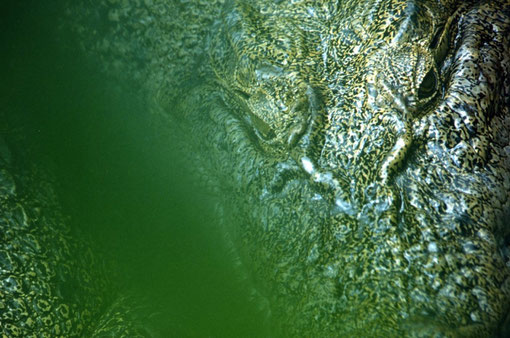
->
17, 0, 510, 336
189, 1, 510, 336
0, 135, 154, 337
0, 136, 110, 337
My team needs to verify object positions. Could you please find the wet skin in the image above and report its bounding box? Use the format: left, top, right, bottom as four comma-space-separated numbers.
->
3, 0, 510, 336
198, 1, 510, 336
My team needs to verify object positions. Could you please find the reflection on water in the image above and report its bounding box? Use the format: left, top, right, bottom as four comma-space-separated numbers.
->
2, 1, 265, 336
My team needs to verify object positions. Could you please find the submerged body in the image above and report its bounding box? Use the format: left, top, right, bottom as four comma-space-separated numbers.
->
0, 135, 151, 336
5, 0, 510, 336
0, 136, 105, 336
198, 1, 510, 335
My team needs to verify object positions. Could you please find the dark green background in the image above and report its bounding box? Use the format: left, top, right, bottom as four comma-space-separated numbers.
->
1, 1, 265, 336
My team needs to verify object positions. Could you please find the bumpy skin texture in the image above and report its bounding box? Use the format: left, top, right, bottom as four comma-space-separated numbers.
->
0, 136, 109, 337
191, 1, 510, 336
72, 0, 510, 336
0, 135, 153, 337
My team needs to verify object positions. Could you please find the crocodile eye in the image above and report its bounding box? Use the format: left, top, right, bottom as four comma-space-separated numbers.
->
232, 89, 276, 141
249, 113, 276, 141
234, 89, 251, 100
417, 68, 438, 100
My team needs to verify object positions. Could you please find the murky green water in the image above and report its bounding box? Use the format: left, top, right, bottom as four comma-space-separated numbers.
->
2, 1, 265, 336
4, 1, 510, 336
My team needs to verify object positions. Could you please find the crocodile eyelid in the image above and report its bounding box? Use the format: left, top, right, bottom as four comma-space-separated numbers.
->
234, 89, 251, 100
247, 110, 276, 141
417, 67, 438, 100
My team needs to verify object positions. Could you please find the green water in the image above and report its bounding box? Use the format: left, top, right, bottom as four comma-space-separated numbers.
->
2, 1, 265, 336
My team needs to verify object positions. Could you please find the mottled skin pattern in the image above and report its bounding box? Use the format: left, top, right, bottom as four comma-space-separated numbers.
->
191, 0, 510, 336
8, 0, 510, 336
0, 138, 151, 336
0, 136, 108, 337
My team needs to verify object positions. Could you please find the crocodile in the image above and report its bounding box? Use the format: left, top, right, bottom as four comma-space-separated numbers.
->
190, 1, 510, 336
199, 1, 510, 335
5, 0, 510, 336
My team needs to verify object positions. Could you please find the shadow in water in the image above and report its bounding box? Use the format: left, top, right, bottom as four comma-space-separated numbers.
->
1, 1, 266, 336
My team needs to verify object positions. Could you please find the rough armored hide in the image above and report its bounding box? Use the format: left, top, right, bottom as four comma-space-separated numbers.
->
0, 136, 106, 336
0, 134, 155, 336
198, 2, 510, 336
8, 0, 510, 336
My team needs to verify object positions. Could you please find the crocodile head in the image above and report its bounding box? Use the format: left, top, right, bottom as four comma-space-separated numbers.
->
170, 0, 510, 336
